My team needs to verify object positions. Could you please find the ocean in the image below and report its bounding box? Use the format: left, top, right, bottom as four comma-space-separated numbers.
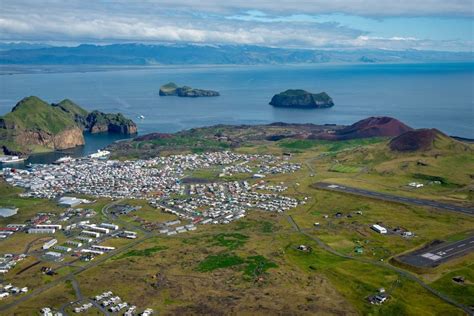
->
0, 62, 473, 164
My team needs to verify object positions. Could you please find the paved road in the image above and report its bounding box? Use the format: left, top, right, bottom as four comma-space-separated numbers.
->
0, 233, 154, 312
59, 277, 82, 315
285, 215, 473, 315
314, 182, 474, 215
0, 199, 157, 313
398, 236, 474, 268
23, 236, 51, 254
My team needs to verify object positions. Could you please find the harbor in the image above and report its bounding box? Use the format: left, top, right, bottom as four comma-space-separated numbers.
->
0, 132, 132, 168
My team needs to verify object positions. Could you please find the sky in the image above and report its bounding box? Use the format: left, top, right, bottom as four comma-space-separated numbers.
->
0, 0, 472, 51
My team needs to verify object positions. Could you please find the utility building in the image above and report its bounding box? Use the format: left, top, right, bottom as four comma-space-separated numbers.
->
371, 224, 387, 234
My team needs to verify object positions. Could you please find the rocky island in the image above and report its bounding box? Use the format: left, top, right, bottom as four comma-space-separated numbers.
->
159, 82, 220, 97
269, 89, 334, 108
0, 96, 137, 154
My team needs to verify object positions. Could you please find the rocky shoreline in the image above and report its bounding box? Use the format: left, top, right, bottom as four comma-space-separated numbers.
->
269, 89, 334, 108
159, 82, 220, 97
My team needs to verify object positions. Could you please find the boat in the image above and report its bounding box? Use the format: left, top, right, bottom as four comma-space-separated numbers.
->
88, 150, 111, 160
0, 155, 27, 164
138, 115, 145, 119
54, 156, 73, 164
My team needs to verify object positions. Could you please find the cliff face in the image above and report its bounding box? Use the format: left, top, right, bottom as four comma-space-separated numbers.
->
85, 111, 137, 134
14, 127, 85, 150
269, 90, 334, 108
0, 96, 136, 154
53, 127, 85, 149
175, 87, 220, 97
159, 82, 220, 97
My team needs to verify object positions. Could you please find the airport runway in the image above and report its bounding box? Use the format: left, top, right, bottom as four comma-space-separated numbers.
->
314, 182, 474, 215
397, 236, 474, 267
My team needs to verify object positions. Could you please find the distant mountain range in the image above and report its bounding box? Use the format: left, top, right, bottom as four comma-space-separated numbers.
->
0, 43, 472, 65
0, 42, 53, 51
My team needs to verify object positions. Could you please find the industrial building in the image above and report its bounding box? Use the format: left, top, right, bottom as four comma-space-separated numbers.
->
42, 239, 58, 250
35, 224, 62, 230
100, 223, 119, 230
91, 245, 115, 252
28, 228, 56, 234
81, 230, 101, 238
54, 245, 72, 252
371, 224, 388, 234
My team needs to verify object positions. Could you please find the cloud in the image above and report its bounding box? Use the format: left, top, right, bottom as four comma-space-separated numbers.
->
8, 0, 469, 17
0, 15, 361, 47
0, 0, 472, 51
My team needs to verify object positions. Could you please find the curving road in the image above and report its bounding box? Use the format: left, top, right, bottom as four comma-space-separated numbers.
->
0, 200, 157, 313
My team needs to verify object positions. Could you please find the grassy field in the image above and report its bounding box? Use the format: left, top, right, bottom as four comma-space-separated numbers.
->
1, 134, 473, 315
430, 263, 474, 306
329, 164, 362, 173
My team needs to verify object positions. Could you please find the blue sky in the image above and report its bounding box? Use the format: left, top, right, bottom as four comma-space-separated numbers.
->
0, 0, 472, 51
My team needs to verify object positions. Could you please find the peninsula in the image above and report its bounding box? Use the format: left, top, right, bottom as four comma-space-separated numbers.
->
269, 89, 334, 108
0, 96, 137, 154
159, 82, 220, 97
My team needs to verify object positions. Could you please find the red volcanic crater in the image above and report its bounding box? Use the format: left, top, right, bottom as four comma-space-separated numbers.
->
389, 128, 445, 152
311, 116, 413, 140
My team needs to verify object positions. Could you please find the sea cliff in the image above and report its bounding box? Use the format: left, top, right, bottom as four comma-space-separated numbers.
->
0, 96, 137, 154
269, 89, 334, 108
159, 82, 220, 97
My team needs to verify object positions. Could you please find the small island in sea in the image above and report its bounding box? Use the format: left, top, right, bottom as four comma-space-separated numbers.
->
159, 82, 220, 97
269, 89, 334, 108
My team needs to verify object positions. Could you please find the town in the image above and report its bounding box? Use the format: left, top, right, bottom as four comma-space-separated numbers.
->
3, 151, 301, 201
0, 151, 306, 313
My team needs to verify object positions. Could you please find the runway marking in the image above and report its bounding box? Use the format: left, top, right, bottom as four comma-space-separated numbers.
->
421, 253, 442, 261
316, 182, 474, 215
458, 244, 466, 247
446, 248, 454, 252
441, 247, 474, 260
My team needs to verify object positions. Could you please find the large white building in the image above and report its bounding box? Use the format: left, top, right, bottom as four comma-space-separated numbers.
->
42, 239, 58, 250
58, 196, 85, 207
371, 224, 388, 234
28, 228, 56, 234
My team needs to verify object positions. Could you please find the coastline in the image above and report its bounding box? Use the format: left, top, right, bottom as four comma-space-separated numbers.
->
3, 120, 473, 169
1, 61, 473, 76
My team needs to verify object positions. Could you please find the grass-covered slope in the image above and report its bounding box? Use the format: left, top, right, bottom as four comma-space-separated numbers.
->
52, 99, 89, 118
0, 96, 86, 154
159, 82, 178, 95
278, 89, 332, 102
0, 96, 138, 154
1, 96, 80, 134
389, 129, 470, 153
159, 82, 220, 97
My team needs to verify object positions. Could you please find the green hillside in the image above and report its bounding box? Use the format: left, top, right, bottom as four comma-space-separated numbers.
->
1, 96, 79, 134
53, 99, 89, 118
160, 82, 178, 93
280, 89, 332, 102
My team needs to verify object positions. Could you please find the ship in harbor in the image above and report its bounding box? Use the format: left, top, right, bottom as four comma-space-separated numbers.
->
88, 150, 111, 160
53, 156, 74, 164
0, 155, 27, 164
